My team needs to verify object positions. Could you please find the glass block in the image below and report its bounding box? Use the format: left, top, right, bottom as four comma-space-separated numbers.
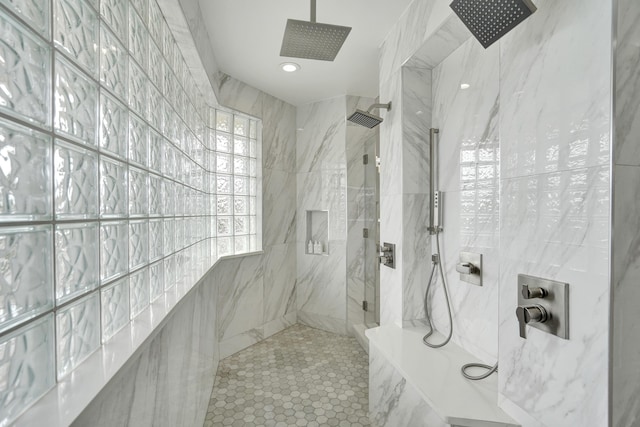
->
0, 0, 50, 39
129, 267, 149, 318
100, 221, 128, 283
0, 11, 51, 127
162, 178, 175, 216
148, 40, 162, 90
129, 220, 148, 269
216, 153, 231, 174
149, 174, 161, 217
233, 116, 248, 136
149, 84, 162, 131
129, 7, 148, 71
234, 156, 248, 176
234, 196, 249, 215
249, 120, 257, 139
216, 111, 232, 132
249, 139, 257, 158
149, 131, 162, 173
54, 139, 98, 219
128, 114, 148, 166
128, 167, 148, 216
216, 132, 231, 153
54, 55, 98, 146
99, 91, 127, 159
217, 237, 232, 257
148, 219, 162, 260
100, 278, 129, 342
162, 140, 175, 178
234, 136, 248, 156
250, 235, 257, 252
148, 0, 162, 44
0, 314, 54, 427
99, 23, 127, 100
54, 0, 98, 77
55, 223, 99, 304
234, 176, 249, 195
130, 0, 147, 24
175, 183, 184, 216
0, 119, 51, 221
249, 177, 257, 196
217, 217, 232, 237
129, 60, 148, 118
163, 254, 175, 290
99, 157, 127, 217
161, 19, 173, 63
163, 218, 174, 256
56, 292, 100, 377
209, 216, 217, 238
216, 195, 231, 215
100, 0, 126, 42
0, 226, 53, 333
175, 218, 184, 249
249, 158, 257, 176
149, 260, 163, 302
234, 216, 249, 235
234, 235, 249, 254
250, 216, 257, 234
217, 174, 231, 194
249, 197, 257, 215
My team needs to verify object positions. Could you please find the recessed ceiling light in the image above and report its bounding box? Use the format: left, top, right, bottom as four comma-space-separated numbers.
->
460, 83, 471, 90
280, 62, 300, 72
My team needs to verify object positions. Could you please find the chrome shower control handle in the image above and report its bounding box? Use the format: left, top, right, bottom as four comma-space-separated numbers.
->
455, 262, 477, 275
516, 305, 548, 339
521, 283, 547, 299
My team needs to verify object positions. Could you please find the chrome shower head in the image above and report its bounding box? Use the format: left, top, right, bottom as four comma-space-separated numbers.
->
450, 0, 537, 49
347, 102, 391, 129
280, 0, 352, 61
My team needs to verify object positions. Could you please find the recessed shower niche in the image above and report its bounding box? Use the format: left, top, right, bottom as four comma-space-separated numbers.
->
305, 210, 329, 255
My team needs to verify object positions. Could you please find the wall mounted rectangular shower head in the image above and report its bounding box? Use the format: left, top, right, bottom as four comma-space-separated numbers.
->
280, 0, 352, 61
347, 102, 391, 129
450, 0, 537, 49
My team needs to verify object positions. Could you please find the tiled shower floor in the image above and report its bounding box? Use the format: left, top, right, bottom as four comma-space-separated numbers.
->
204, 324, 370, 427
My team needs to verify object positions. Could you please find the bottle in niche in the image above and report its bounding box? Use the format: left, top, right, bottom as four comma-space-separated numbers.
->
314, 241, 323, 254
307, 240, 313, 254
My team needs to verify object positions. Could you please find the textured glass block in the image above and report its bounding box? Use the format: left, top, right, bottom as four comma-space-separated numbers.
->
129, 267, 149, 318
250, 158, 257, 176
249, 177, 257, 196
130, 0, 147, 23
149, 260, 163, 302
99, 157, 127, 217
249, 197, 257, 215
0, 11, 51, 127
216, 111, 231, 132
100, 221, 128, 283
217, 174, 231, 194
216, 132, 231, 153
249, 139, 257, 158
149, 84, 162, 130
55, 223, 99, 304
129, 7, 148, 71
249, 120, 257, 139
99, 24, 127, 100
129, 220, 148, 269
54, 56, 98, 146
149, 174, 161, 217
234, 136, 248, 156
234, 156, 248, 176
54, 140, 98, 219
175, 218, 184, 250
54, 0, 98, 77
129, 60, 148, 118
100, 0, 126, 43
234, 196, 249, 215
148, 0, 162, 44
100, 278, 129, 342
250, 235, 257, 252
128, 167, 148, 216
0, 119, 51, 221
56, 292, 100, 377
217, 237, 232, 257
0, 226, 53, 333
233, 116, 248, 136
234, 176, 249, 195
162, 140, 175, 178
0, 314, 54, 426
148, 219, 162, 260
99, 91, 127, 159
162, 179, 174, 216
128, 114, 148, 166
234, 235, 249, 254
163, 254, 175, 290
149, 131, 162, 173
0, 0, 50, 38
163, 218, 174, 256
216, 153, 231, 174
234, 216, 249, 235
250, 216, 257, 234
217, 217, 232, 237
216, 195, 231, 215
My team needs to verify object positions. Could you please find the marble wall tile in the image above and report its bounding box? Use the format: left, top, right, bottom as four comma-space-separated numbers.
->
379, 69, 403, 197
263, 312, 297, 339
262, 94, 296, 173
404, 15, 471, 70
263, 168, 296, 246
217, 73, 263, 118
218, 327, 264, 359
296, 311, 348, 336
379, 193, 403, 327
263, 243, 296, 324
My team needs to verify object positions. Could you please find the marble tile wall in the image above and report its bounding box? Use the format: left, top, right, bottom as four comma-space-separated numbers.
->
611, 0, 640, 425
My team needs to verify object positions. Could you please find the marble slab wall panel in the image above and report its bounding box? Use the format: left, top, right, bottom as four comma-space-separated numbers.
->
73, 275, 218, 427
423, 38, 500, 361
497, 0, 612, 425
218, 73, 263, 118
263, 243, 297, 330
611, 0, 640, 425
262, 94, 297, 174
369, 346, 448, 427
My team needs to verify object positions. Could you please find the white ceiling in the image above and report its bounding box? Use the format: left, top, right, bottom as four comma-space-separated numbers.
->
198, 0, 415, 106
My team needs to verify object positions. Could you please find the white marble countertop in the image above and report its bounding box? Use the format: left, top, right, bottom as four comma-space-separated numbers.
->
366, 324, 519, 427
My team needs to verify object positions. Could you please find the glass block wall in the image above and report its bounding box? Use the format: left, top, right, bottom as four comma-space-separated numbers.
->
0, 0, 261, 424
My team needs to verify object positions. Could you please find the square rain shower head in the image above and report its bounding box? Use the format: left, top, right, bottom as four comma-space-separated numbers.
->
347, 110, 383, 129
450, 0, 537, 49
280, 19, 352, 61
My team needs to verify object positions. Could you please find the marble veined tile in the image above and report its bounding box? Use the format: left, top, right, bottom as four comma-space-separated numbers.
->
217, 73, 263, 118
262, 168, 296, 246
262, 94, 296, 172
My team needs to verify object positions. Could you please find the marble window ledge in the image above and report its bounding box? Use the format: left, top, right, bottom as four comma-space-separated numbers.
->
366, 325, 518, 427
12, 251, 263, 427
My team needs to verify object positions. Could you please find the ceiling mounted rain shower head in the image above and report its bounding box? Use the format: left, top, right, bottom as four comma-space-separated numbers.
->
280, 0, 352, 62
450, 0, 537, 49
347, 102, 392, 129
